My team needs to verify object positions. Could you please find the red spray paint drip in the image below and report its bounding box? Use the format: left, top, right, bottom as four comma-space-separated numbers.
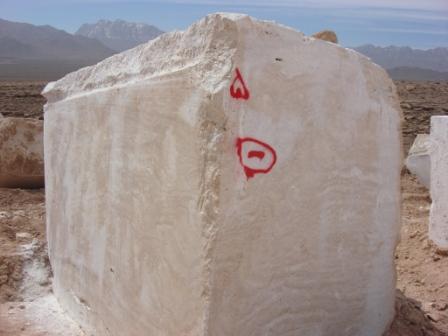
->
230, 68, 250, 100
236, 137, 277, 179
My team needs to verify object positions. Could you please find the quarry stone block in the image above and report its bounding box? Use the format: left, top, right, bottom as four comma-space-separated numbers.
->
43, 13, 402, 336
0, 117, 44, 189
430, 116, 448, 249
405, 134, 431, 189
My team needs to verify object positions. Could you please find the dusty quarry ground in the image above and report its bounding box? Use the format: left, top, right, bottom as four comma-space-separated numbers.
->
0, 80, 447, 335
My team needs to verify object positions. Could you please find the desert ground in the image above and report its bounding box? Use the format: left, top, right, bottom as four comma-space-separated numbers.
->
0, 80, 447, 335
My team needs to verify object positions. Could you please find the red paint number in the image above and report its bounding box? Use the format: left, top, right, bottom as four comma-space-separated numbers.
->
236, 137, 277, 179
230, 68, 250, 100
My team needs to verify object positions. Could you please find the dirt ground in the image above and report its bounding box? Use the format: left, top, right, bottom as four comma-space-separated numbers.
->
397, 81, 448, 154
0, 189, 83, 336
0, 82, 46, 120
0, 80, 447, 335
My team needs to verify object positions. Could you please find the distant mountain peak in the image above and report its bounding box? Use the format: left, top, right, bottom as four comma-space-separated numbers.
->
0, 17, 115, 62
75, 19, 164, 52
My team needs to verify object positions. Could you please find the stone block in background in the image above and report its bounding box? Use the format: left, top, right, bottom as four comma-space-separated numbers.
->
405, 134, 431, 189
430, 116, 448, 249
43, 13, 402, 336
0, 117, 44, 189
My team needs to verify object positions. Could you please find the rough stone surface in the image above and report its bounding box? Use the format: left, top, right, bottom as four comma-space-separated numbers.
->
405, 134, 431, 189
0, 117, 44, 188
312, 30, 338, 43
430, 116, 448, 249
43, 13, 402, 336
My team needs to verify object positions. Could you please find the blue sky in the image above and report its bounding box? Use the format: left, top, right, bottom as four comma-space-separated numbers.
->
1, 0, 447, 49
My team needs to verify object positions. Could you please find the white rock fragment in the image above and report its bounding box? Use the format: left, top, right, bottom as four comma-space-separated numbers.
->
0, 117, 44, 188
405, 134, 431, 189
430, 116, 448, 249
43, 13, 402, 336
16, 232, 33, 239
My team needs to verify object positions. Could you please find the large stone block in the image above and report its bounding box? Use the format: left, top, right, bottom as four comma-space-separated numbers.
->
405, 134, 430, 189
430, 116, 448, 249
43, 13, 402, 336
0, 117, 44, 189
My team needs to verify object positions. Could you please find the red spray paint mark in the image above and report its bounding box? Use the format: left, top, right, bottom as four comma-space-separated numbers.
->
248, 150, 265, 160
236, 137, 277, 179
230, 68, 250, 100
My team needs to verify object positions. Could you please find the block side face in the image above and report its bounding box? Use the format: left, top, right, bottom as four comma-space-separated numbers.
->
205, 19, 401, 336
45, 78, 211, 336
430, 116, 448, 248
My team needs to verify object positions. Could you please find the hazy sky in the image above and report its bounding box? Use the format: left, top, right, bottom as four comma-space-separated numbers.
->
1, 0, 447, 48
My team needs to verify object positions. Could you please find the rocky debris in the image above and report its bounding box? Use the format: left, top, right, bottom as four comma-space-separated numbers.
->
0, 117, 44, 189
386, 290, 445, 336
1, 296, 84, 336
312, 30, 338, 43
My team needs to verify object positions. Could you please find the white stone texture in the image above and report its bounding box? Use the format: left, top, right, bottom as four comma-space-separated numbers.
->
0, 117, 44, 188
43, 13, 402, 336
430, 116, 448, 249
405, 134, 431, 189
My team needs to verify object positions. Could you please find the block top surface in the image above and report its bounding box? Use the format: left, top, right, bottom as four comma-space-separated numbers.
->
42, 12, 383, 104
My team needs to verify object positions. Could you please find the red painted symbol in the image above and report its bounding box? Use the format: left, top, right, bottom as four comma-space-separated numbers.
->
236, 137, 277, 179
230, 68, 250, 100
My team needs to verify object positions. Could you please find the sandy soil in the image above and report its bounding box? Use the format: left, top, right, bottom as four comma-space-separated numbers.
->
386, 173, 448, 336
0, 80, 447, 335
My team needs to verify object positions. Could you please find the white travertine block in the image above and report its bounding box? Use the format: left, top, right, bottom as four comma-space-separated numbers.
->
430, 116, 448, 249
405, 134, 430, 189
43, 13, 402, 336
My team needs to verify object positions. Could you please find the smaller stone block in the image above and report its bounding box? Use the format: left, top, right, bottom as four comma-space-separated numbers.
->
405, 134, 430, 189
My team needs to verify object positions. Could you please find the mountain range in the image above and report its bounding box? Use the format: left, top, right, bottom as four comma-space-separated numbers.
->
0, 18, 116, 80
354, 44, 448, 74
0, 18, 114, 62
0, 17, 446, 81
76, 19, 163, 52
